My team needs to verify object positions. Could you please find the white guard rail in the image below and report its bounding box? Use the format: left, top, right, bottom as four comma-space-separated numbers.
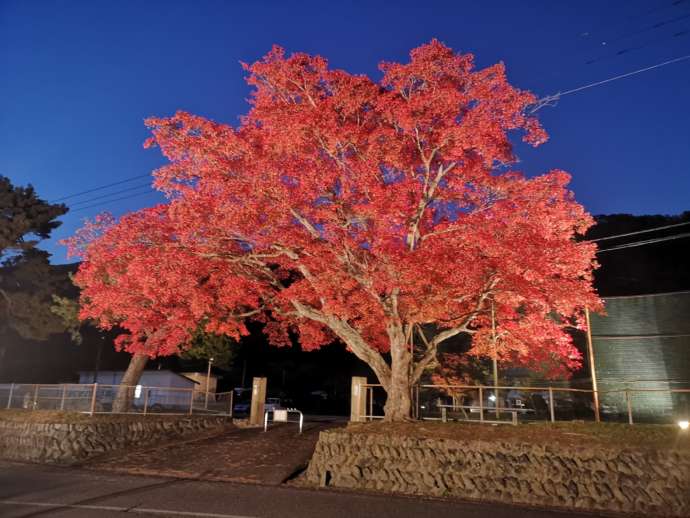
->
264, 407, 303, 434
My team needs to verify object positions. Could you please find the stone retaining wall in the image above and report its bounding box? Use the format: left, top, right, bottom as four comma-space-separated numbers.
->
0, 415, 228, 464
304, 430, 690, 517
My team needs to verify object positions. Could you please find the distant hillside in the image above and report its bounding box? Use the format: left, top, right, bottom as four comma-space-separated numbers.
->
586, 212, 690, 297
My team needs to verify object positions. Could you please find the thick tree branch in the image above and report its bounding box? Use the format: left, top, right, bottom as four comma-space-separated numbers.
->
291, 299, 391, 389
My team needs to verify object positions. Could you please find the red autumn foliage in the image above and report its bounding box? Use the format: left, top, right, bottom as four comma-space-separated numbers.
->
64, 40, 601, 420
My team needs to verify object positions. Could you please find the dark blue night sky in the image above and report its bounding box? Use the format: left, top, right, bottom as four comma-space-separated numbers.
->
1, 0, 689, 263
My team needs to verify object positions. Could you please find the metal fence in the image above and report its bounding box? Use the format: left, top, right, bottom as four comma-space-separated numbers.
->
361, 383, 690, 425
0, 383, 234, 416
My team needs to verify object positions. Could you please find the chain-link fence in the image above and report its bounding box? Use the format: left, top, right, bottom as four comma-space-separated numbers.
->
0, 383, 234, 416
361, 383, 690, 425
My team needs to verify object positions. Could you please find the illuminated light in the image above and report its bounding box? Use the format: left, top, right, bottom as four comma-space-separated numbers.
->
489, 394, 497, 402
134, 385, 142, 399
679, 420, 689, 431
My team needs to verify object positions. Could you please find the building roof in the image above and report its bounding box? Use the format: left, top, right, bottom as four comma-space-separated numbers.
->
78, 369, 201, 384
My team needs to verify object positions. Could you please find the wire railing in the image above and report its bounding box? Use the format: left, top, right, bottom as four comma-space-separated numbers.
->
0, 383, 235, 417
361, 383, 690, 425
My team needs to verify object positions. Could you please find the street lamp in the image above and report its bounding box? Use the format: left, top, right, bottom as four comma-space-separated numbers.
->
205, 357, 214, 410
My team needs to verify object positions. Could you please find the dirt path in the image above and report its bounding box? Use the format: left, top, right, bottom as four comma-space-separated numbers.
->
84, 419, 342, 485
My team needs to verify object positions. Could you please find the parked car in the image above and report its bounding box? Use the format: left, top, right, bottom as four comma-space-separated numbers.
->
232, 387, 252, 415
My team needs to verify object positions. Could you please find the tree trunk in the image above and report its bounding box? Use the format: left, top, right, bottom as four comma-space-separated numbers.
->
383, 336, 413, 421
384, 374, 413, 421
112, 353, 148, 413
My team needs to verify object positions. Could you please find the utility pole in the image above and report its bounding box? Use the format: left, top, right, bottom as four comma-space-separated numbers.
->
205, 357, 214, 410
491, 299, 499, 419
585, 307, 600, 422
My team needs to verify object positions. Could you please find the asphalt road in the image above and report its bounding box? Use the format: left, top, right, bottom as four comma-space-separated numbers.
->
0, 460, 603, 518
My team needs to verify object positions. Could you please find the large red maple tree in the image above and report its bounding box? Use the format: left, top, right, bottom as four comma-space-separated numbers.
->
66, 41, 601, 421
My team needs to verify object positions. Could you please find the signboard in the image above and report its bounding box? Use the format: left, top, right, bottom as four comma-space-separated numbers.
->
273, 409, 288, 422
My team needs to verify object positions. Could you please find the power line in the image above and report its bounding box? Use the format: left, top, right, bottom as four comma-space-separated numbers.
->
584, 27, 689, 65
597, 231, 690, 253
604, 12, 690, 45
68, 183, 154, 208
52, 173, 151, 202
578, 0, 689, 39
69, 190, 160, 214
589, 221, 690, 242
531, 54, 690, 111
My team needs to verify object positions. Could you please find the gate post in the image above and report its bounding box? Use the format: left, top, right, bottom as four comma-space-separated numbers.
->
350, 376, 367, 422
249, 377, 267, 426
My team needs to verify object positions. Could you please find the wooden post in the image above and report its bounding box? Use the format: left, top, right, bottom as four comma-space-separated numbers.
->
478, 386, 484, 423
6, 383, 14, 409
548, 387, 555, 423
60, 385, 67, 411
229, 390, 234, 418
189, 388, 194, 415
585, 307, 601, 423
249, 377, 267, 426
143, 388, 149, 415
32, 384, 39, 410
89, 383, 98, 416
350, 376, 367, 422
626, 389, 633, 425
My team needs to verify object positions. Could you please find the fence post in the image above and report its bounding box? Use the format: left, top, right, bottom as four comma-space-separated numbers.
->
548, 387, 555, 423
229, 390, 234, 418
415, 385, 420, 420
6, 383, 14, 409
368, 387, 373, 421
143, 388, 149, 415
189, 388, 194, 415
625, 389, 633, 425
479, 386, 484, 423
32, 384, 39, 410
60, 385, 67, 411
89, 383, 98, 416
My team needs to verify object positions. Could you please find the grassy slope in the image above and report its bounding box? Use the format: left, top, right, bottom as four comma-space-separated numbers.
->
345, 421, 690, 451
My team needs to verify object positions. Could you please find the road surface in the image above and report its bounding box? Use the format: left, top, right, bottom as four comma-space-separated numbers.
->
1, 460, 601, 518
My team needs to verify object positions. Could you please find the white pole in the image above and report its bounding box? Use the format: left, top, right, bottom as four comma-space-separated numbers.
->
6, 383, 14, 409
491, 300, 499, 419
60, 385, 67, 411
548, 387, 555, 423
89, 383, 98, 416
205, 358, 214, 410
